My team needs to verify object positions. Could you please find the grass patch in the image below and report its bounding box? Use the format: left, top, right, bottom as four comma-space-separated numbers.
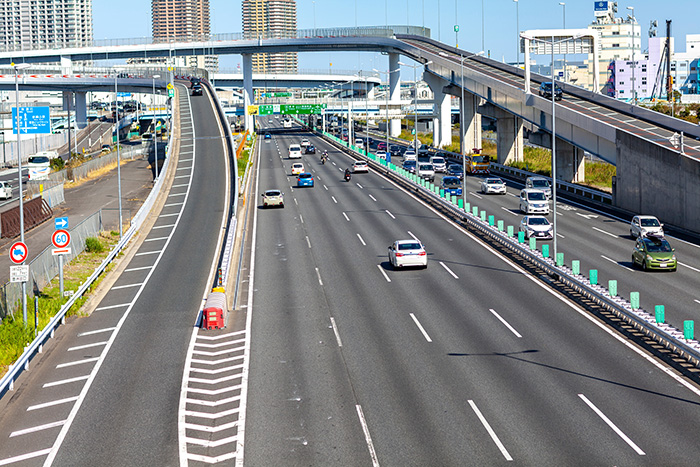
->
0, 231, 120, 378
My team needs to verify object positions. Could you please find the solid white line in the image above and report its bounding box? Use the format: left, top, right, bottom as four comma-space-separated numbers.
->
145, 236, 169, 242
77, 327, 116, 337
409, 313, 433, 342
10, 420, 66, 437
134, 250, 161, 256
331, 196, 338, 204
306, 236, 311, 248
43, 375, 90, 388
343, 212, 350, 222
315, 267, 323, 286
94, 302, 131, 311
368, 194, 377, 202
56, 357, 100, 369
330, 317, 343, 347
377, 264, 391, 282
153, 224, 176, 229
679, 262, 700, 273
468, 400, 513, 461
601, 255, 634, 271
27, 396, 79, 411
578, 394, 645, 455
111, 282, 143, 290
356, 405, 380, 467
489, 309, 522, 338
357, 233, 366, 246
0, 449, 52, 466
501, 206, 518, 216
592, 226, 618, 238
439, 262, 459, 279
385, 210, 395, 219
407, 230, 419, 241
67, 341, 108, 351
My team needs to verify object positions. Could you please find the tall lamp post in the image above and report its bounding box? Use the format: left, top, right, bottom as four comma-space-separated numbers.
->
520, 33, 583, 261
398, 60, 432, 154
627, 6, 637, 105
514, 0, 520, 68
559, 2, 566, 82
152, 74, 161, 180
13, 62, 30, 325
114, 74, 123, 238
458, 52, 484, 210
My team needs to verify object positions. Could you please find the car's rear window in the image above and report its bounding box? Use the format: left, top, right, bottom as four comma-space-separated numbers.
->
404, 161, 416, 167
431, 157, 445, 164
355, 161, 366, 166
299, 173, 312, 179
531, 179, 549, 188
266, 190, 281, 196
398, 243, 421, 251
419, 164, 433, 170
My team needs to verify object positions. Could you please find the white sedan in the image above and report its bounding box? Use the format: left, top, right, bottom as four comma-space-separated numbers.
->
300, 138, 310, 147
519, 216, 553, 240
291, 162, 304, 175
353, 161, 369, 173
388, 239, 428, 269
480, 177, 507, 194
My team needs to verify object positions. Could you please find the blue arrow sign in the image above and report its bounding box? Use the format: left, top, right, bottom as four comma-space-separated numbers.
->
12, 106, 51, 135
55, 217, 68, 230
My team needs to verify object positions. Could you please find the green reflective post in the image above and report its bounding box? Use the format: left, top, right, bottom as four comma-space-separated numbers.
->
497, 220, 504, 231
458, 199, 464, 209
472, 206, 478, 216
488, 215, 494, 226
529, 237, 536, 250
655, 305, 665, 324
572, 260, 580, 275
608, 280, 617, 297
465, 202, 470, 212
630, 292, 640, 310
556, 252, 564, 267
589, 269, 598, 286
440, 189, 445, 198
480, 211, 486, 222
684, 321, 694, 340
518, 231, 525, 243
542, 244, 550, 258
507, 225, 514, 237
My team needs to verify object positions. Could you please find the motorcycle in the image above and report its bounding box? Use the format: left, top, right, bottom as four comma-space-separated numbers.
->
321, 156, 326, 164
344, 171, 352, 182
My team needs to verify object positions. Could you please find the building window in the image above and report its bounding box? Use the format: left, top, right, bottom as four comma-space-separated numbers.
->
612, 43, 620, 48
619, 90, 625, 94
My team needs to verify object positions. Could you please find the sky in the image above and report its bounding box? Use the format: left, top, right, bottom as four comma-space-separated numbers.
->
93, 0, 697, 79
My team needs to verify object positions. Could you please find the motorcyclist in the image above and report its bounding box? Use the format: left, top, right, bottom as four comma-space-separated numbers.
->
344, 168, 352, 181
321, 154, 326, 164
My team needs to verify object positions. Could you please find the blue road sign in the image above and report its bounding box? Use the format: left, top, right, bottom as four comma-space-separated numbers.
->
117, 92, 131, 97
12, 106, 51, 134
55, 217, 68, 230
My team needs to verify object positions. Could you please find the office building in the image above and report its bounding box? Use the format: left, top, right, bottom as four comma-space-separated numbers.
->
151, 0, 217, 71
242, 0, 298, 73
0, 0, 93, 51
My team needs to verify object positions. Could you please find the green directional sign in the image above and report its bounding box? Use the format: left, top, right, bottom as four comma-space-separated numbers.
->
258, 104, 275, 115
262, 92, 292, 97
280, 104, 327, 115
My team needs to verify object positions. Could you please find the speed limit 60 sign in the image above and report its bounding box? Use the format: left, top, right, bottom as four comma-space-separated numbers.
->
52, 229, 71, 249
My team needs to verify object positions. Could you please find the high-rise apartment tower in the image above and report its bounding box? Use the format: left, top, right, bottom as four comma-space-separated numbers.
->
242, 0, 298, 73
0, 0, 93, 51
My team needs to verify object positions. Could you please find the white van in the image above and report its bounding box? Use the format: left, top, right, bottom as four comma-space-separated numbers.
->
519, 188, 550, 215
0, 181, 12, 199
27, 155, 51, 180
288, 144, 302, 159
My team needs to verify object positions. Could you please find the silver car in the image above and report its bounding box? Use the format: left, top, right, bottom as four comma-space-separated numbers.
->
519, 216, 553, 240
630, 215, 664, 238
525, 176, 552, 199
480, 177, 507, 194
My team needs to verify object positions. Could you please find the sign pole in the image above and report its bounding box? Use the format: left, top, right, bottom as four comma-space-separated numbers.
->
13, 63, 27, 327
59, 254, 64, 298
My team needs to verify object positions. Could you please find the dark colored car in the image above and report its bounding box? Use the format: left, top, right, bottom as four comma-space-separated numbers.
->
447, 164, 464, 180
402, 160, 417, 173
190, 77, 201, 86
390, 145, 403, 157
377, 142, 387, 151
191, 84, 203, 96
305, 144, 316, 154
539, 82, 563, 101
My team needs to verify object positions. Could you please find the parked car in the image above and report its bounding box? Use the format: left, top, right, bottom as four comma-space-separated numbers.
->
388, 239, 428, 269
480, 177, 507, 195
519, 216, 553, 240
630, 215, 664, 238
539, 81, 563, 101
632, 235, 676, 271
262, 189, 284, 208
519, 188, 550, 215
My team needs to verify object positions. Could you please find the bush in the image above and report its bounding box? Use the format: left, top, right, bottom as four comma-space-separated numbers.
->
50, 157, 65, 171
85, 237, 103, 253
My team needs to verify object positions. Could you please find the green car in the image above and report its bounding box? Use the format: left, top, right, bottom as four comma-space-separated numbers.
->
632, 235, 677, 271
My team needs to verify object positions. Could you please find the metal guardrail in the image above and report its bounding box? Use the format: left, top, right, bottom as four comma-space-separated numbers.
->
314, 126, 700, 369
0, 91, 177, 398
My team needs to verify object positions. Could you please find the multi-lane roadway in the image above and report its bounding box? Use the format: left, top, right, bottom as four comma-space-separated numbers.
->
241, 115, 700, 465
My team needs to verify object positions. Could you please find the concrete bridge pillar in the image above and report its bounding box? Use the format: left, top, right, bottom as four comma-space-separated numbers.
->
424, 73, 452, 148
389, 53, 401, 138
556, 138, 585, 182
460, 92, 482, 154
242, 53, 254, 132
496, 114, 524, 165
75, 91, 87, 129
60, 56, 72, 74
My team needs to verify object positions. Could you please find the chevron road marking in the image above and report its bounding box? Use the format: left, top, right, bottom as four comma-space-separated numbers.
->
0, 448, 52, 466
187, 374, 242, 385
192, 346, 245, 357
186, 386, 241, 396
185, 407, 241, 419
185, 435, 238, 448
190, 355, 244, 366
185, 451, 237, 464
190, 364, 245, 375
196, 330, 246, 341
185, 395, 241, 407
184, 420, 238, 433
194, 337, 245, 349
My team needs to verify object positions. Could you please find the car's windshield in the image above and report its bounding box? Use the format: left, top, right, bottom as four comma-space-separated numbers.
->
641, 218, 660, 227
527, 192, 547, 201
28, 156, 50, 164
643, 238, 672, 252
449, 165, 462, 171
528, 218, 550, 226
419, 164, 433, 171
398, 243, 422, 251
486, 178, 502, 184
532, 179, 549, 188
432, 157, 445, 164
472, 156, 485, 163
404, 161, 416, 167
443, 178, 460, 188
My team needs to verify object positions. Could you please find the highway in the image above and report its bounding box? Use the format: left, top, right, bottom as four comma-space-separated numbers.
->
0, 83, 229, 466
242, 116, 700, 465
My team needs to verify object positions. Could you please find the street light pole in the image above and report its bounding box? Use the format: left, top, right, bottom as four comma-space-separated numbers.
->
514, 0, 519, 68
560, 2, 566, 82
551, 34, 558, 258
152, 74, 161, 180
627, 6, 637, 105
114, 74, 123, 238
13, 62, 29, 325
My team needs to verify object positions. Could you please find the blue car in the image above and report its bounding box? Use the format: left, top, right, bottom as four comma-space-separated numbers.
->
447, 164, 464, 180
297, 172, 314, 187
441, 176, 463, 196
264, 133, 271, 140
